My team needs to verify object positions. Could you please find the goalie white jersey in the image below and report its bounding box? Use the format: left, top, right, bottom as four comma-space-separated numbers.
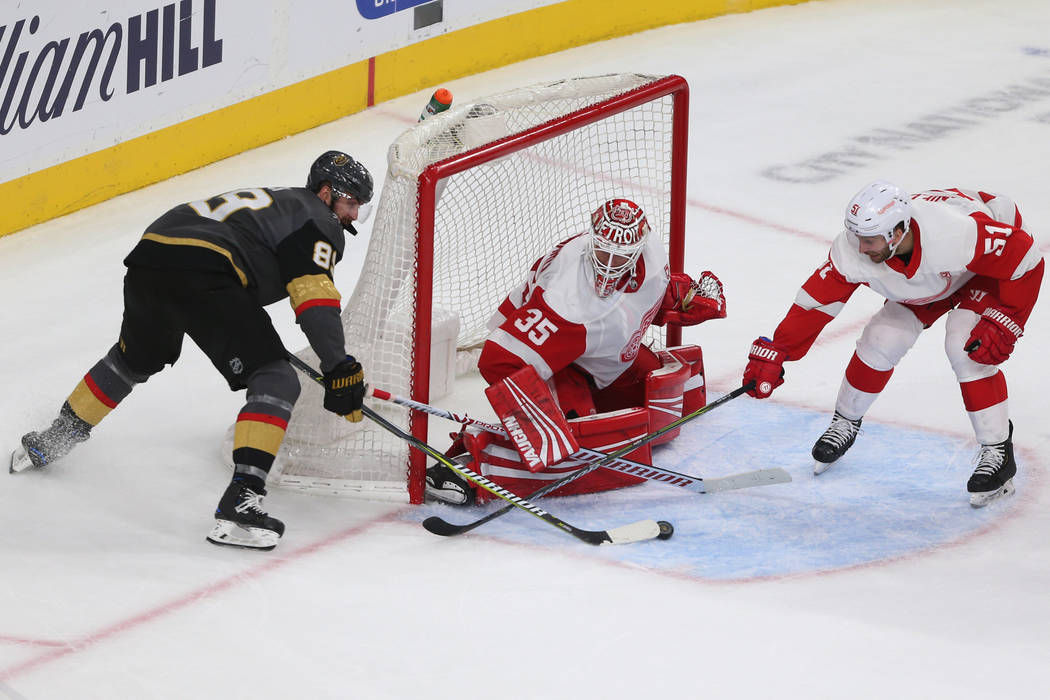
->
481, 230, 670, 388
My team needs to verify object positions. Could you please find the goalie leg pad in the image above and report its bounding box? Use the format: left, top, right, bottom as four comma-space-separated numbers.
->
465, 407, 653, 502
668, 345, 706, 416
644, 350, 692, 445
485, 366, 579, 472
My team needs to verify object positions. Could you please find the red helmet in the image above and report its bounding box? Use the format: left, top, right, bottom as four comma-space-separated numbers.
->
589, 198, 650, 298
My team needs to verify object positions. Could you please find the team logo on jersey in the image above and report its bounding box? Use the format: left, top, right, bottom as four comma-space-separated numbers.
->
900, 272, 953, 305
620, 300, 662, 362
229, 357, 244, 375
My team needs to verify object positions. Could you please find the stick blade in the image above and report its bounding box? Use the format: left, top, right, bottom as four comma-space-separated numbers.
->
601, 518, 664, 545
702, 467, 792, 493
421, 516, 469, 537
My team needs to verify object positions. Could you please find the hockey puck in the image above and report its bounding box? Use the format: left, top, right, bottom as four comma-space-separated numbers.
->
656, 520, 674, 540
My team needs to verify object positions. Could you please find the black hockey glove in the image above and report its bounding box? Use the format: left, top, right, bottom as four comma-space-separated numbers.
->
323, 356, 365, 422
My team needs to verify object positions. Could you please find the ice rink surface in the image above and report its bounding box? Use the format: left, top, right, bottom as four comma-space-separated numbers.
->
3, 0, 1050, 697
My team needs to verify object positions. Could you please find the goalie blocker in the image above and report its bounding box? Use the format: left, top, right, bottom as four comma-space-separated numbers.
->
465, 346, 705, 501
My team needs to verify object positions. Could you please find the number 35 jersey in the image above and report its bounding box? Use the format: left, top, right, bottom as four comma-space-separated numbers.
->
480, 231, 669, 389
123, 186, 349, 368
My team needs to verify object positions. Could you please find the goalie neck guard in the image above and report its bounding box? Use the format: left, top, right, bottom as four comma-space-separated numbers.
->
589, 198, 651, 298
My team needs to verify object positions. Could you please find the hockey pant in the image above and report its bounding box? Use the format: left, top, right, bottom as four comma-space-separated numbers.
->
64, 267, 301, 485
835, 285, 1010, 445
463, 345, 705, 501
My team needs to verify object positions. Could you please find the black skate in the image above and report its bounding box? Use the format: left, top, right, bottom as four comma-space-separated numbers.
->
812, 411, 862, 475
967, 422, 1016, 508
425, 455, 476, 506
10, 403, 92, 473
206, 480, 285, 550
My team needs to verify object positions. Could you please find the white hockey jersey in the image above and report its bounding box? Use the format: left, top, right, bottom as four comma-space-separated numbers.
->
772, 188, 1043, 359
480, 231, 670, 388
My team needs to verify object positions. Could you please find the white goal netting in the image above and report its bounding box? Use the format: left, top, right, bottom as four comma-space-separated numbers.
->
268, 73, 686, 501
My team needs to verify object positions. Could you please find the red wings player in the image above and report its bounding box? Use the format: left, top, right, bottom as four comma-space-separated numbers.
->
742, 181, 1044, 506
426, 198, 727, 504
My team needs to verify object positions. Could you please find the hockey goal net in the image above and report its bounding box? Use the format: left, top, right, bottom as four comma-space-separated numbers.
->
271, 73, 689, 503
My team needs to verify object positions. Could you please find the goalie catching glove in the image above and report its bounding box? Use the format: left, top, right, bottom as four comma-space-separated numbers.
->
964, 307, 1023, 365
654, 271, 726, 326
485, 365, 579, 472
323, 355, 366, 422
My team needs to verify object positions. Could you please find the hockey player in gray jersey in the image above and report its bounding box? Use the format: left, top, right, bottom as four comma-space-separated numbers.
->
10, 151, 373, 550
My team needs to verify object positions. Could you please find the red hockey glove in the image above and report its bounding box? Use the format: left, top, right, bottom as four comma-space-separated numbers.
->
323, 356, 366, 422
965, 308, 1023, 365
654, 271, 727, 326
485, 365, 580, 472
742, 337, 786, 399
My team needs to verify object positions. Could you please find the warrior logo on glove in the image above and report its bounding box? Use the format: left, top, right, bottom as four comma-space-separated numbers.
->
323, 356, 366, 422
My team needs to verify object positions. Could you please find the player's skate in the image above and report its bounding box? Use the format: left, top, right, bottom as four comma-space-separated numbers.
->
812, 411, 862, 475
425, 455, 476, 506
967, 422, 1016, 508
206, 479, 285, 550
10, 403, 92, 473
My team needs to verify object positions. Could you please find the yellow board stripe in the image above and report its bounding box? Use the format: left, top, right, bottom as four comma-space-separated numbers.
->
0, 59, 370, 239
140, 233, 249, 287
373, 0, 800, 103
0, 0, 804, 239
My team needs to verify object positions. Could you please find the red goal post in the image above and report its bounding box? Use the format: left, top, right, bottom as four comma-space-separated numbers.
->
271, 74, 690, 503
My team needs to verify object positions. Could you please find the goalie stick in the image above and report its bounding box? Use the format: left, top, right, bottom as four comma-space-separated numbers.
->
286, 354, 670, 545
367, 386, 790, 494
422, 381, 767, 538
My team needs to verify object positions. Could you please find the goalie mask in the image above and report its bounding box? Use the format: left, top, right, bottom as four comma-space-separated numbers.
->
589, 198, 651, 298
844, 180, 911, 255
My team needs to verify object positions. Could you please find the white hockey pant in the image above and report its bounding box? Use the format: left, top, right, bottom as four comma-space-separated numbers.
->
837, 302, 1008, 443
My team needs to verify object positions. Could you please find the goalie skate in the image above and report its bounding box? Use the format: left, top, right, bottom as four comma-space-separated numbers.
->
425, 455, 476, 506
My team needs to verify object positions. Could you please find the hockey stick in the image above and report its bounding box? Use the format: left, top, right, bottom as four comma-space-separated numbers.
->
286, 354, 669, 545
422, 381, 763, 538
368, 386, 790, 494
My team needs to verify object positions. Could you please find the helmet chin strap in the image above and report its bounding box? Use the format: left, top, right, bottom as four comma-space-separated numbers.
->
886, 222, 908, 256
